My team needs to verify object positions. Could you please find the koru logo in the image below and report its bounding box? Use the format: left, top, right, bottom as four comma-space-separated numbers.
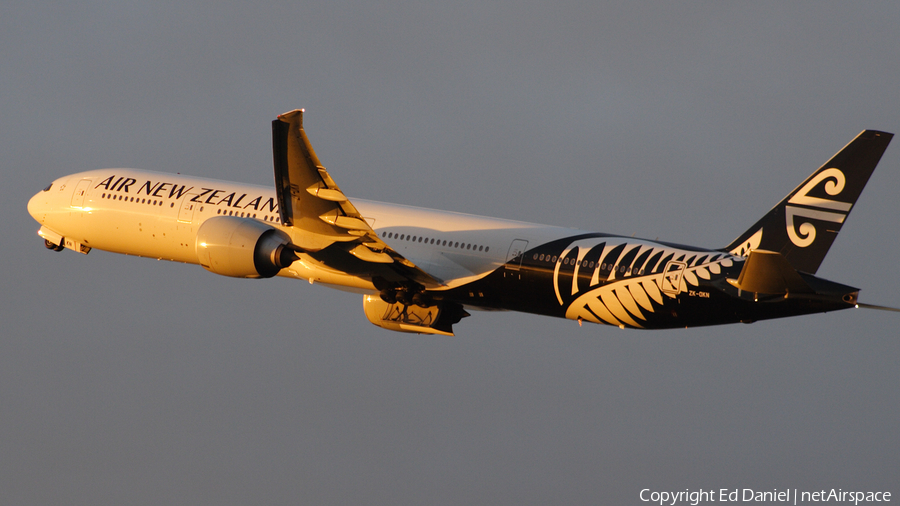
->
785, 168, 852, 247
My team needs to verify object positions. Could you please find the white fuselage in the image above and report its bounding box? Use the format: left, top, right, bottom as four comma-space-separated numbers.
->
27, 168, 594, 293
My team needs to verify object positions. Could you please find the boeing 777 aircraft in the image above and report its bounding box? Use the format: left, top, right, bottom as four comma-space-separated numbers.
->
27, 110, 896, 335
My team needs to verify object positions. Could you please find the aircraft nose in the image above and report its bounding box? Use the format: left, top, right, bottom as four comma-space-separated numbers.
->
27, 189, 48, 223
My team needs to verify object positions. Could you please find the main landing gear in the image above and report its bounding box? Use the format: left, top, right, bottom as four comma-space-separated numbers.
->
374, 278, 435, 308
379, 287, 433, 308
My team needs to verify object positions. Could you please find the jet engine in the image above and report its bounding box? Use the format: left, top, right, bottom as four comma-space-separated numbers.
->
363, 294, 469, 335
195, 217, 298, 278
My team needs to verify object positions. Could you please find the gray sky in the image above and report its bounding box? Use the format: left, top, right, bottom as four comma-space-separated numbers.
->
4, 2, 900, 504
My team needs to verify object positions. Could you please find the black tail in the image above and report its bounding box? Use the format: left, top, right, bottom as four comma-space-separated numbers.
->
724, 130, 893, 274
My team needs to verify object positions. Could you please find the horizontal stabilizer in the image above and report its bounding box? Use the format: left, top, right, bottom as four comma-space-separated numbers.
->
727, 250, 812, 295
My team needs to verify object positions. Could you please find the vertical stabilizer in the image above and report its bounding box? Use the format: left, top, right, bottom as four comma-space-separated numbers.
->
724, 130, 892, 274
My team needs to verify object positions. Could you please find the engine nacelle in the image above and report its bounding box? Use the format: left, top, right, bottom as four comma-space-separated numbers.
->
363, 294, 468, 335
196, 217, 297, 278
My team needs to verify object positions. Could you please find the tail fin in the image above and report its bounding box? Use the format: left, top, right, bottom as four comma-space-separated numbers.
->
725, 130, 892, 274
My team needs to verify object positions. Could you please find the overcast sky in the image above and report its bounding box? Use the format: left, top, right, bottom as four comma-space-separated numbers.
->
3, 2, 900, 505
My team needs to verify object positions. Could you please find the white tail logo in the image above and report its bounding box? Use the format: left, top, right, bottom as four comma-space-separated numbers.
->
785, 168, 852, 247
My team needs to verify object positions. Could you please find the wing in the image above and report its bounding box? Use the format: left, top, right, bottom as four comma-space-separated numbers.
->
272, 109, 443, 288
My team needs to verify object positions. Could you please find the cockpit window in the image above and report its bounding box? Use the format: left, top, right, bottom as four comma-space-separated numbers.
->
43, 183, 52, 192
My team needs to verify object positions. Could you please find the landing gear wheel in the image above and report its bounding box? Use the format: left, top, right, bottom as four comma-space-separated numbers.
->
44, 239, 64, 252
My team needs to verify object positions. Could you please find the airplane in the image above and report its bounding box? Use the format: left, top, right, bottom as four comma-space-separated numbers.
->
27, 109, 897, 335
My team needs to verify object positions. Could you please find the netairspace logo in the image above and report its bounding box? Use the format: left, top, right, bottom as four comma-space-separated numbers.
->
639, 488, 891, 506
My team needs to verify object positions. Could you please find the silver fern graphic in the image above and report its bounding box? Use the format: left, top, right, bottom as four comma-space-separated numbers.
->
729, 227, 763, 257
553, 239, 740, 328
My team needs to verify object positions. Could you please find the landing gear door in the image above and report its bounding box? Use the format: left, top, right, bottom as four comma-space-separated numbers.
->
505, 239, 529, 271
